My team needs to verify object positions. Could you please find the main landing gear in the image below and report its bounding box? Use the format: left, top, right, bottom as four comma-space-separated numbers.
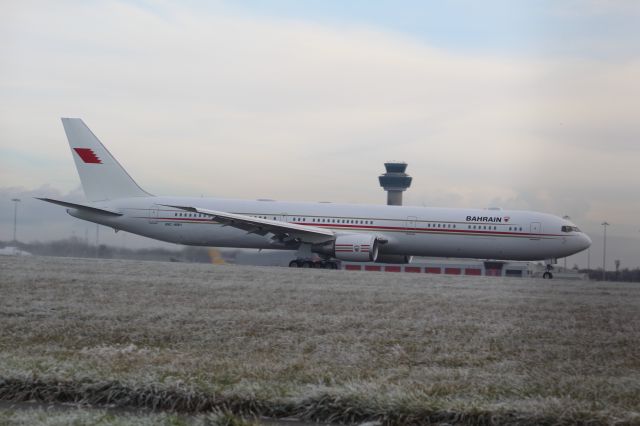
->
289, 259, 339, 269
288, 243, 338, 269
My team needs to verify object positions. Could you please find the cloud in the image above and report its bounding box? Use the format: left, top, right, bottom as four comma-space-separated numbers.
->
0, 185, 172, 248
1, 1, 639, 255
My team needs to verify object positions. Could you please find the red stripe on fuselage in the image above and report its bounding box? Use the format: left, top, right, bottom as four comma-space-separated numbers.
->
144, 216, 563, 239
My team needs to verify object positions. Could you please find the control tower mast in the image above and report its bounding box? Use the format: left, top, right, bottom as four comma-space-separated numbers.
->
378, 162, 412, 206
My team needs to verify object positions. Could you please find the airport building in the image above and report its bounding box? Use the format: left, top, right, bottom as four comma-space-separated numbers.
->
340, 259, 531, 277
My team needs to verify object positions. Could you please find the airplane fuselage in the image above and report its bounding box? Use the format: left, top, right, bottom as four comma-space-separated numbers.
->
70, 195, 591, 261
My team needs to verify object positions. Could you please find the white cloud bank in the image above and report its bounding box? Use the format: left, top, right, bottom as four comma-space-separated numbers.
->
1, 1, 639, 266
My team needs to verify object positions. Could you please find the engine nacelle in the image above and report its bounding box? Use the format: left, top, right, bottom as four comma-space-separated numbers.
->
375, 254, 413, 264
330, 234, 379, 262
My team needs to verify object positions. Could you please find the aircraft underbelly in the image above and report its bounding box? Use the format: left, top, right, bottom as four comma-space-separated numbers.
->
382, 232, 561, 261
142, 221, 274, 248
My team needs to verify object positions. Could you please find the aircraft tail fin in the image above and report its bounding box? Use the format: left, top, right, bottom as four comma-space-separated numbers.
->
61, 118, 151, 201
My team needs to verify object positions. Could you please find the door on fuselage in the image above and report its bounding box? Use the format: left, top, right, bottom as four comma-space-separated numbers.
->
530, 222, 541, 240
405, 216, 417, 235
270, 212, 287, 222
148, 205, 159, 224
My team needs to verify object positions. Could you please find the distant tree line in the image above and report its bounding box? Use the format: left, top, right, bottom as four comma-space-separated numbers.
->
0, 237, 236, 264
577, 268, 640, 282
3, 238, 639, 281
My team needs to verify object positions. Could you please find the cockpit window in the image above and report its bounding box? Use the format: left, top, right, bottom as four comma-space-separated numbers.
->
561, 225, 581, 233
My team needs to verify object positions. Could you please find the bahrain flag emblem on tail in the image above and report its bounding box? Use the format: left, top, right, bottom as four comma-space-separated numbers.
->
73, 148, 102, 164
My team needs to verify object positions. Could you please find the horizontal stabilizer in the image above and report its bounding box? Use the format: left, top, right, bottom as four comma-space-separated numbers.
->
37, 198, 123, 216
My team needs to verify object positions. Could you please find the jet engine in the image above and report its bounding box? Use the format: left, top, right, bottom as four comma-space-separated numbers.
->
317, 234, 379, 262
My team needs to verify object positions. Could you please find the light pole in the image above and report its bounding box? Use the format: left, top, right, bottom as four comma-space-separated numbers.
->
601, 221, 609, 281
11, 198, 21, 243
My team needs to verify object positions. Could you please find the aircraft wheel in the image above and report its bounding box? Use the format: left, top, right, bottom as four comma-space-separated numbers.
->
289, 260, 300, 268
543, 272, 553, 279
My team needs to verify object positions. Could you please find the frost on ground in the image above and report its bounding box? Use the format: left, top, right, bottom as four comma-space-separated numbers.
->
1, 256, 639, 425
0, 403, 255, 426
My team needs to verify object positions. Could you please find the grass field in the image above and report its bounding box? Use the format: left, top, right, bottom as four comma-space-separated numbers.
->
1, 255, 639, 425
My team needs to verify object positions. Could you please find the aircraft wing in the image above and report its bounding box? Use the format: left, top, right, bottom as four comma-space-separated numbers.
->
164, 205, 335, 244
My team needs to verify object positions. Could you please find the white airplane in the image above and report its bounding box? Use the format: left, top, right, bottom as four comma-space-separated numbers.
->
39, 118, 591, 278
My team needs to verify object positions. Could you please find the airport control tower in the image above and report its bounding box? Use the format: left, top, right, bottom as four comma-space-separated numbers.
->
378, 162, 412, 206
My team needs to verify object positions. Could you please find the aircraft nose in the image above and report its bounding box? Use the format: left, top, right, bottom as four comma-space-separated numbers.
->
581, 233, 592, 250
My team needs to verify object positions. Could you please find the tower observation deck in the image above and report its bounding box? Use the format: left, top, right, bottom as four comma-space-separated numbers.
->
378, 162, 412, 206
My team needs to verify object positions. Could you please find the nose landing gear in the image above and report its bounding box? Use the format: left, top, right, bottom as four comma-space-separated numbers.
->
542, 259, 556, 279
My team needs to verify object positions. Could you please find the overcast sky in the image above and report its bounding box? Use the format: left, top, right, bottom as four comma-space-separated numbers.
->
1, 0, 639, 268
